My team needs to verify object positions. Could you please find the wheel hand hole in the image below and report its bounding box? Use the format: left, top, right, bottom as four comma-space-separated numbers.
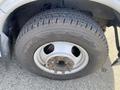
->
44, 44, 54, 54
72, 46, 81, 57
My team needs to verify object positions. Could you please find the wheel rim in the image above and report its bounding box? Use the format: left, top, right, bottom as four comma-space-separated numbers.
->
34, 41, 89, 75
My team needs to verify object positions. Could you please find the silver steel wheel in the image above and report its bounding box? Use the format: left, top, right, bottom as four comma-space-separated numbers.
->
34, 41, 89, 75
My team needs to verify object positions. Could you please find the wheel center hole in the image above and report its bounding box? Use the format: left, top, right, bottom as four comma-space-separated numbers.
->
57, 61, 66, 67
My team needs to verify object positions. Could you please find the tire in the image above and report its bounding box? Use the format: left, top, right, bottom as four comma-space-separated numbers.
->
15, 9, 108, 80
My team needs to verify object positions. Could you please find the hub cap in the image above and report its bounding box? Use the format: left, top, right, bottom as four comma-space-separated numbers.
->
34, 42, 89, 75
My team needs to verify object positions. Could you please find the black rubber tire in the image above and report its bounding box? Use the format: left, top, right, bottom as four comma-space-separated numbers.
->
15, 9, 108, 80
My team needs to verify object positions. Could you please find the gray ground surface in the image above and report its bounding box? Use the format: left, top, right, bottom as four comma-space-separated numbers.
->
0, 28, 119, 90
0, 58, 114, 90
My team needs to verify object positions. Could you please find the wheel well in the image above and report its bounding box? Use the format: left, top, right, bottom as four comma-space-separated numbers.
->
3, 0, 119, 39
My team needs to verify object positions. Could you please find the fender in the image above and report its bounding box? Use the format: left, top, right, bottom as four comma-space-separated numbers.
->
0, 0, 120, 58
91, 0, 120, 13
0, 0, 36, 32
0, 0, 36, 14
90, 0, 120, 23
0, 0, 36, 58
